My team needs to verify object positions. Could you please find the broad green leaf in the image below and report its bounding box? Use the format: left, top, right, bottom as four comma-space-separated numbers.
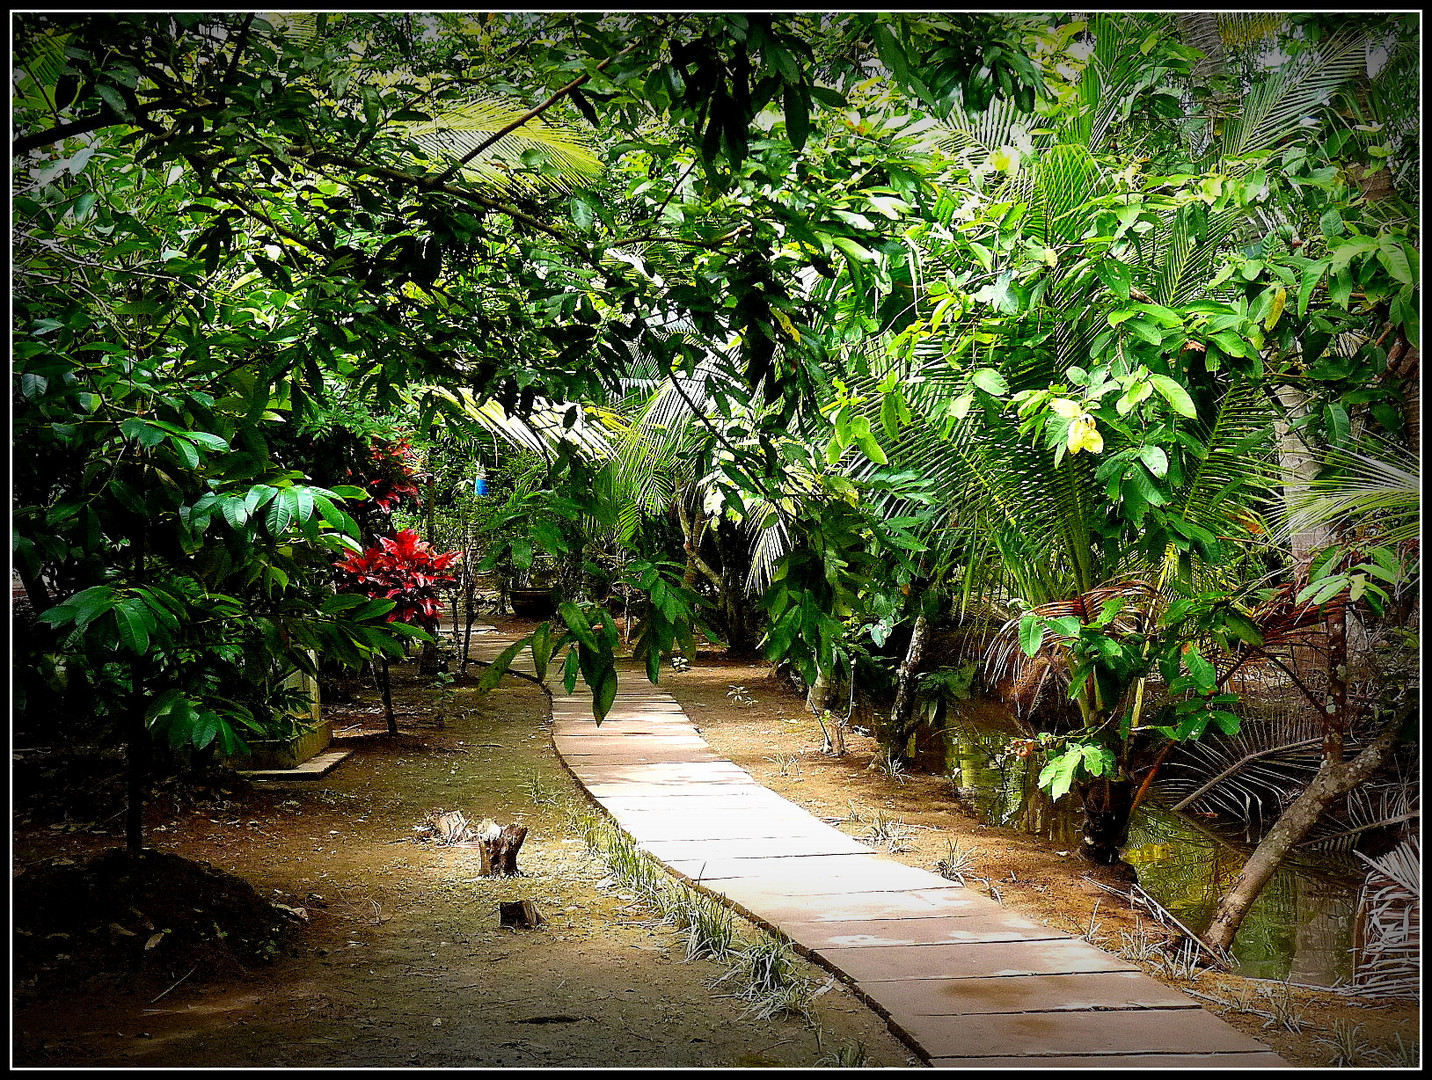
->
266, 486, 298, 533
1137, 444, 1168, 477
114, 598, 154, 655
970, 368, 1009, 396
1148, 374, 1197, 418
476, 638, 529, 691
592, 667, 618, 723
322, 592, 371, 614
832, 236, 873, 263
1038, 748, 1082, 801
1183, 646, 1216, 688
1018, 614, 1044, 656
783, 83, 810, 151
559, 601, 599, 651
1378, 235, 1413, 286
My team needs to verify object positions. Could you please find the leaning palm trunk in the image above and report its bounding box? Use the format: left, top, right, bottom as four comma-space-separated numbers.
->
1202, 704, 1408, 951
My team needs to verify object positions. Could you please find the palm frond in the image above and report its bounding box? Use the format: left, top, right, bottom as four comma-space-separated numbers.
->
268, 13, 601, 194
1220, 30, 1371, 159
1215, 13, 1287, 52
1030, 143, 1107, 246
1280, 433, 1420, 547
404, 98, 601, 193
1162, 382, 1280, 567
409, 386, 617, 462
1151, 207, 1248, 307
932, 95, 1042, 160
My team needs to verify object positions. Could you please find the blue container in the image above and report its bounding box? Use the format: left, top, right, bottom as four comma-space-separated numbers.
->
473, 477, 489, 496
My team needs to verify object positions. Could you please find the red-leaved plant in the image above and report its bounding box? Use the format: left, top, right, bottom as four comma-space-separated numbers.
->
333, 529, 460, 632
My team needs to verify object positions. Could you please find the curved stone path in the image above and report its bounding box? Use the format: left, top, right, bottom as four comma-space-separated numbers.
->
470, 632, 1288, 1068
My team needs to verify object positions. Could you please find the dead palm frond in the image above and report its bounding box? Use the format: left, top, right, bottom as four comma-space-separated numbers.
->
1299, 776, 1418, 853
1159, 720, 1327, 826
1350, 835, 1420, 998
984, 578, 1159, 695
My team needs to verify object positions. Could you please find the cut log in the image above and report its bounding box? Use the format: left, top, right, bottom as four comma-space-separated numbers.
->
424, 809, 474, 845
499, 899, 545, 929
478, 820, 528, 876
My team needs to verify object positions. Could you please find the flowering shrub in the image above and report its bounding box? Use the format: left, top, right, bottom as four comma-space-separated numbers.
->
333, 529, 460, 632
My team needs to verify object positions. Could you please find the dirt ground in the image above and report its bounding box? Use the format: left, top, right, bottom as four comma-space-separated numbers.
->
11, 619, 1420, 1069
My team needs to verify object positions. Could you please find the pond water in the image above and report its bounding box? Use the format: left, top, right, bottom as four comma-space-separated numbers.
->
943, 704, 1363, 987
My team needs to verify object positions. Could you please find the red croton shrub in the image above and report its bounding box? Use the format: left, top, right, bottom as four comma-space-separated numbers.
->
333, 529, 461, 632
365, 437, 424, 514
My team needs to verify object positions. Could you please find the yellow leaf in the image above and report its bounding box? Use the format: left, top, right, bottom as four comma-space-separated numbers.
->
1050, 398, 1083, 419
1066, 416, 1104, 454
1265, 286, 1287, 331
772, 309, 801, 343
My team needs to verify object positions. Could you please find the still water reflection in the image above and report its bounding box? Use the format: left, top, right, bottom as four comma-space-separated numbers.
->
944, 707, 1362, 986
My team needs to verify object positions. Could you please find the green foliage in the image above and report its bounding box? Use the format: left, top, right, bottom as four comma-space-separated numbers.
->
1039, 741, 1118, 802
624, 559, 707, 683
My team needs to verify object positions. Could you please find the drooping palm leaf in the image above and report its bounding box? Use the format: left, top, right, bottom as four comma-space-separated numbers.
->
403, 98, 601, 193
266, 12, 602, 194
1220, 30, 1372, 159
410, 386, 619, 462
1280, 433, 1420, 547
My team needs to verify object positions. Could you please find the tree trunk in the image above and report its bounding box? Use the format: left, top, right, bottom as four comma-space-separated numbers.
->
126, 520, 148, 855
817, 709, 847, 757
461, 587, 478, 673
418, 637, 441, 676
1324, 599, 1348, 762
1076, 775, 1134, 865
377, 655, 397, 736
887, 610, 931, 764
805, 666, 835, 715
1274, 384, 1336, 567
1202, 707, 1407, 952
126, 656, 148, 855
714, 517, 759, 658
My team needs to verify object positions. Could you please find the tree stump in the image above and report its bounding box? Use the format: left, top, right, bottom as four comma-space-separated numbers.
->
478, 820, 528, 876
499, 899, 545, 929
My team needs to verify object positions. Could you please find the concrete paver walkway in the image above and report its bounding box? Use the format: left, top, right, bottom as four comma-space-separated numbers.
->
471, 633, 1288, 1068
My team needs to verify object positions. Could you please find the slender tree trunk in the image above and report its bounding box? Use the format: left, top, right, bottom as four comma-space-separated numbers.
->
377, 655, 397, 736
462, 583, 478, 673
888, 610, 931, 764
1324, 599, 1348, 762
126, 519, 148, 855
126, 656, 148, 855
1202, 706, 1407, 952
1275, 384, 1336, 567
806, 666, 835, 715
715, 518, 758, 658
